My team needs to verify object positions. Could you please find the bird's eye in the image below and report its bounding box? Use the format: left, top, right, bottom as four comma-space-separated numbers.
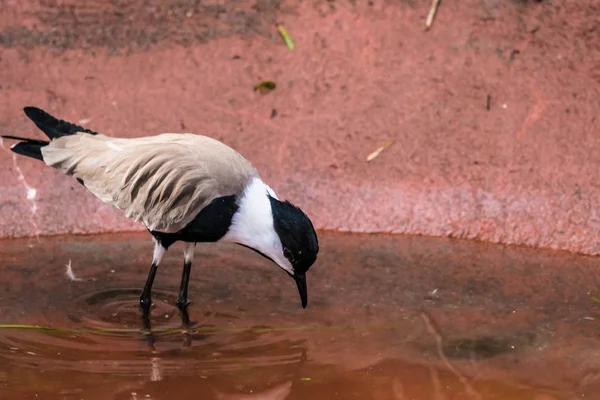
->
283, 247, 294, 263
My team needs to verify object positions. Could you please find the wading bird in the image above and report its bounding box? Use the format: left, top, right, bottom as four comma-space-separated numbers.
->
2, 107, 319, 322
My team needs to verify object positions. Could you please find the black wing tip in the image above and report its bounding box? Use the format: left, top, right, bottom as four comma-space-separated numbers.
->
23, 106, 60, 134
23, 106, 51, 121
23, 106, 43, 113
22, 106, 100, 138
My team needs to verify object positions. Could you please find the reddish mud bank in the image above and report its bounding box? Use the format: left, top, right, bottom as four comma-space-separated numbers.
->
1, 1, 600, 256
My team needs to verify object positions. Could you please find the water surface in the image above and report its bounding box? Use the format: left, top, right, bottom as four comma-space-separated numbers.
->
0, 232, 599, 399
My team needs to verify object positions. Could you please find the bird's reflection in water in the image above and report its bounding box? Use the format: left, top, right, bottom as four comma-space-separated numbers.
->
133, 320, 307, 400
142, 307, 193, 351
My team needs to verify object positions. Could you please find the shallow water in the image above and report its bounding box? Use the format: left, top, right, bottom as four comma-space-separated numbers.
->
1, 232, 600, 399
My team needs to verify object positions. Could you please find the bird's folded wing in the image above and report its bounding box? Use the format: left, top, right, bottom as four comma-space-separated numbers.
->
41, 132, 257, 233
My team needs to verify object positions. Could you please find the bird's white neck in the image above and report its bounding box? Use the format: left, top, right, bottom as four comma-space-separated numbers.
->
221, 177, 293, 274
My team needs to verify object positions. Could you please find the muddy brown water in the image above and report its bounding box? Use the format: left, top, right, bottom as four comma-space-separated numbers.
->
1, 232, 600, 399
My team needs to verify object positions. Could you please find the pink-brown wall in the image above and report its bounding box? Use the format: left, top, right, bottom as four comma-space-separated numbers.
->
1, 0, 600, 255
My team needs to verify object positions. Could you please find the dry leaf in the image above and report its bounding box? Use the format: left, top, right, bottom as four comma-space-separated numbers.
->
277, 25, 295, 50
254, 80, 276, 94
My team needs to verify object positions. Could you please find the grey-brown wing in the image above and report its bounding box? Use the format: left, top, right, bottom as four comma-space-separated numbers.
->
41, 132, 257, 233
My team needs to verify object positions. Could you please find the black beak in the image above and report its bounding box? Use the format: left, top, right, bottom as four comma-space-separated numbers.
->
293, 273, 308, 309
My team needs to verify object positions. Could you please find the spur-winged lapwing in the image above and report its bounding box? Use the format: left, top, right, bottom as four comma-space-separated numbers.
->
2, 107, 319, 318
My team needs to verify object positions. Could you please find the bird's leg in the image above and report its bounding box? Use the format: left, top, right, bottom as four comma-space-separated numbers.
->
140, 263, 158, 315
142, 317, 156, 351
140, 239, 165, 319
176, 242, 195, 315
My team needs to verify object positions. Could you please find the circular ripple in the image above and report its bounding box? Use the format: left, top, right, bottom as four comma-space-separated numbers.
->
68, 287, 181, 330
0, 234, 313, 396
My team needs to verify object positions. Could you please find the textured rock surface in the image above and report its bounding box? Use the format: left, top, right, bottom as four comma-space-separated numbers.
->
1, 0, 600, 255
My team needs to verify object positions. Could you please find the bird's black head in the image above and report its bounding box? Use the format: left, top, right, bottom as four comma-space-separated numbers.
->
268, 196, 319, 308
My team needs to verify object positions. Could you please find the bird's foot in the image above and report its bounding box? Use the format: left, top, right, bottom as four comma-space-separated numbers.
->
139, 310, 156, 352
176, 298, 190, 312
176, 298, 191, 328
139, 295, 153, 316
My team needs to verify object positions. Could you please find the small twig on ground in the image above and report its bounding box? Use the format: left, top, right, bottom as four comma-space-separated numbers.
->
366, 139, 394, 162
425, 0, 442, 30
421, 312, 482, 399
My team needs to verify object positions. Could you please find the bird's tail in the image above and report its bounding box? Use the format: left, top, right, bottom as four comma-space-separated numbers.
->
1, 135, 49, 161
2, 106, 99, 162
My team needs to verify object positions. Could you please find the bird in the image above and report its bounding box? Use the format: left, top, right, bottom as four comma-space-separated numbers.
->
2, 107, 319, 321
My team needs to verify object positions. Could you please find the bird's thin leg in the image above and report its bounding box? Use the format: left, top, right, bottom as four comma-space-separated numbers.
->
142, 319, 156, 351
140, 239, 165, 319
176, 242, 195, 315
